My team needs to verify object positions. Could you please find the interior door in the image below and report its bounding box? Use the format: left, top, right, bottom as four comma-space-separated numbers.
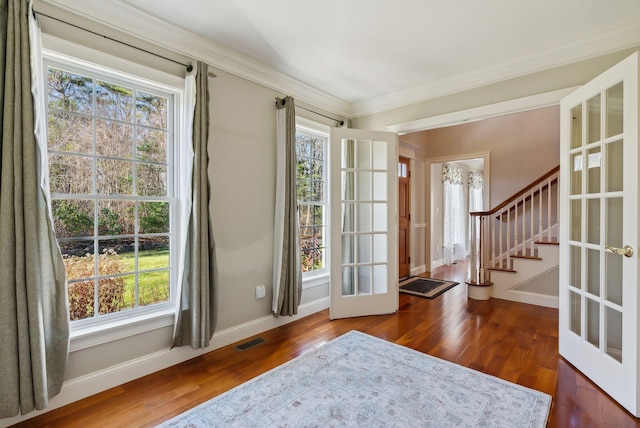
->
559, 51, 639, 416
398, 157, 410, 279
330, 128, 398, 320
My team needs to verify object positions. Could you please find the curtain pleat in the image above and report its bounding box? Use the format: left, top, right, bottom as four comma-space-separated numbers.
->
171, 61, 218, 349
0, 0, 69, 417
273, 96, 301, 317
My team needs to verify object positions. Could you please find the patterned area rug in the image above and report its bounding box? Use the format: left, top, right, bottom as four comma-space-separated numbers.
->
158, 331, 551, 427
399, 276, 458, 299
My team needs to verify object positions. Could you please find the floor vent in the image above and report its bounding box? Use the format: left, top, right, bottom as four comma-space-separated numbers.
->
235, 337, 266, 352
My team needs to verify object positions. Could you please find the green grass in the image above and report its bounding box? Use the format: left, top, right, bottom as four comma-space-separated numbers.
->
119, 250, 170, 306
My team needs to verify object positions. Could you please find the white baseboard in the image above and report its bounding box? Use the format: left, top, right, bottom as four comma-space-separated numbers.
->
0, 297, 330, 428
410, 264, 427, 276
495, 289, 559, 309
430, 259, 444, 270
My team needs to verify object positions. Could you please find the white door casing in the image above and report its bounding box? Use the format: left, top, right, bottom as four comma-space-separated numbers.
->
329, 128, 399, 320
559, 52, 639, 415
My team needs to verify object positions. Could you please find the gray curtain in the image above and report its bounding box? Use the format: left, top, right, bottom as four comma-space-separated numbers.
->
172, 61, 218, 349
273, 96, 301, 316
0, 0, 69, 417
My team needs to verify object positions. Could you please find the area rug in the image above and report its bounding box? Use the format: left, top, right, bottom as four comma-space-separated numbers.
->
399, 276, 458, 299
157, 331, 551, 427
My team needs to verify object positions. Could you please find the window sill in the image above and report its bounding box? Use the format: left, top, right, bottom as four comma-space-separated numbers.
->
69, 308, 175, 352
302, 271, 329, 289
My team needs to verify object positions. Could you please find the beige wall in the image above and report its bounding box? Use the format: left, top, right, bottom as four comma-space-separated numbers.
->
419, 106, 560, 207
406, 107, 558, 269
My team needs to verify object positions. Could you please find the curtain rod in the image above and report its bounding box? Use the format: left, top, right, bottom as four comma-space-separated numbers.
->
276, 97, 345, 126
33, 10, 203, 74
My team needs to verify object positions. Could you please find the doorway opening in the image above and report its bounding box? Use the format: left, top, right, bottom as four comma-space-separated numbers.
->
428, 154, 489, 271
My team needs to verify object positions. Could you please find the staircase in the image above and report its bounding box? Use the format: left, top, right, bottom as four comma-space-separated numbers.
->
466, 166, 559, 308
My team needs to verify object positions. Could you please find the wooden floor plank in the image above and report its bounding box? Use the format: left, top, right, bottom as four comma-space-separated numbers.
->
9, 261, 640, 427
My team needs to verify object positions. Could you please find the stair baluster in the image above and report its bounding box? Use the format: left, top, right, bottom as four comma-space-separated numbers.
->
468, 166, 559, 289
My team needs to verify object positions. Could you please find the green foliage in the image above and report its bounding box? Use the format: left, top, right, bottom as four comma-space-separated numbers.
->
139, 202, 169, 233
98, 207, 122, 236
54, 202, 93, 237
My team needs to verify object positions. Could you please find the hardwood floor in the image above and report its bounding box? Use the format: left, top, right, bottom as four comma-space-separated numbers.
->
13, 262, 640, 427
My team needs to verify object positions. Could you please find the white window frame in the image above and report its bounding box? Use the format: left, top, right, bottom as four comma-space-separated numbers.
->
296, 117, 330, 288
40, 36, 188, 350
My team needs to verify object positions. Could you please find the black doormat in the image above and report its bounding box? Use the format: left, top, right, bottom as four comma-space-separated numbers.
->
399, 277, 458, 299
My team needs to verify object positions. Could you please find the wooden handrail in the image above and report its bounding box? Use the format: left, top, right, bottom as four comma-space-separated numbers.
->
470, 165, 559, 217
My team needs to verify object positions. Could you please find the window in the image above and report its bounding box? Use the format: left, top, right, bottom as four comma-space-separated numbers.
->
296, 120, 329, 277
44, 52, 184, 326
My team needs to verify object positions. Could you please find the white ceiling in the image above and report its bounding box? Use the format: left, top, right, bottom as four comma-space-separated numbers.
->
53, 0, 640, 116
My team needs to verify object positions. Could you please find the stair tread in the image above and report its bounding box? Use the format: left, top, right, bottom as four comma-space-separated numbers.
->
535, 240, 559, 246
511, 249, 542, 260
488, 266, 517, 273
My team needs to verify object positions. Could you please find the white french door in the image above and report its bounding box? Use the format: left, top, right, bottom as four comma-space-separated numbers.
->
329, 128, 398, 320
559, 51, 639, 415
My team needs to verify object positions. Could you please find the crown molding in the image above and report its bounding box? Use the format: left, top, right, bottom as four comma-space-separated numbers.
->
40, 0, 351, 117
351, 21, 640, 118
388, 87, 579, 135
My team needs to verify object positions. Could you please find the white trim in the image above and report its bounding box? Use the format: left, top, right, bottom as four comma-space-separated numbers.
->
0, 297, 330, 428
302, 272, 329, 289
495, 290, 559, 309
430, 258, 445, 270
70, 309, 175, 352
414, 223, 427, 229
42, 34, 184, 89
351, 21, 640, 117
389, 87, 579, 135
410, 265, 427, 277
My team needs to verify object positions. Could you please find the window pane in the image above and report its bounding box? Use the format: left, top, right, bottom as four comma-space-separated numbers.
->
297, 127, 327, 274
136, 163, 167, 196
49, 154, 93, 194
98, 275, 131, 315
139, 202, 170, 234
587, 94, 601, 144
139, 238, 170, 271
63, 252, 96, 280
606, 139, 623, 192
139, 270, 170, 307
48, 111, 93, 154
97, 159, 133, 195
606, 82, 623, 138
136, 91, 167, 128
136, 128, 168, 163
48, 68, 93, 114
52, 199, 94, 238
96, 80, 133, 121
570, 103, 582, 149
68, 280, 95, 321
96, 120, 134, 159
98, 239, 135, 275
98, 200, 135, 236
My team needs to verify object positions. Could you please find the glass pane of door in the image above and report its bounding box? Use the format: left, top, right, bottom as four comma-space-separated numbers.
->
339, 137, 389, 296
567, 84, 626, 362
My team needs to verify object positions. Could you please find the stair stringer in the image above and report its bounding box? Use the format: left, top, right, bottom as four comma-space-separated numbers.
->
489, 245, 559, 308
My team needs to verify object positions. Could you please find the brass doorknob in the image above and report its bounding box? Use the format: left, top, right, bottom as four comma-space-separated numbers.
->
605, 245, 634, 258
